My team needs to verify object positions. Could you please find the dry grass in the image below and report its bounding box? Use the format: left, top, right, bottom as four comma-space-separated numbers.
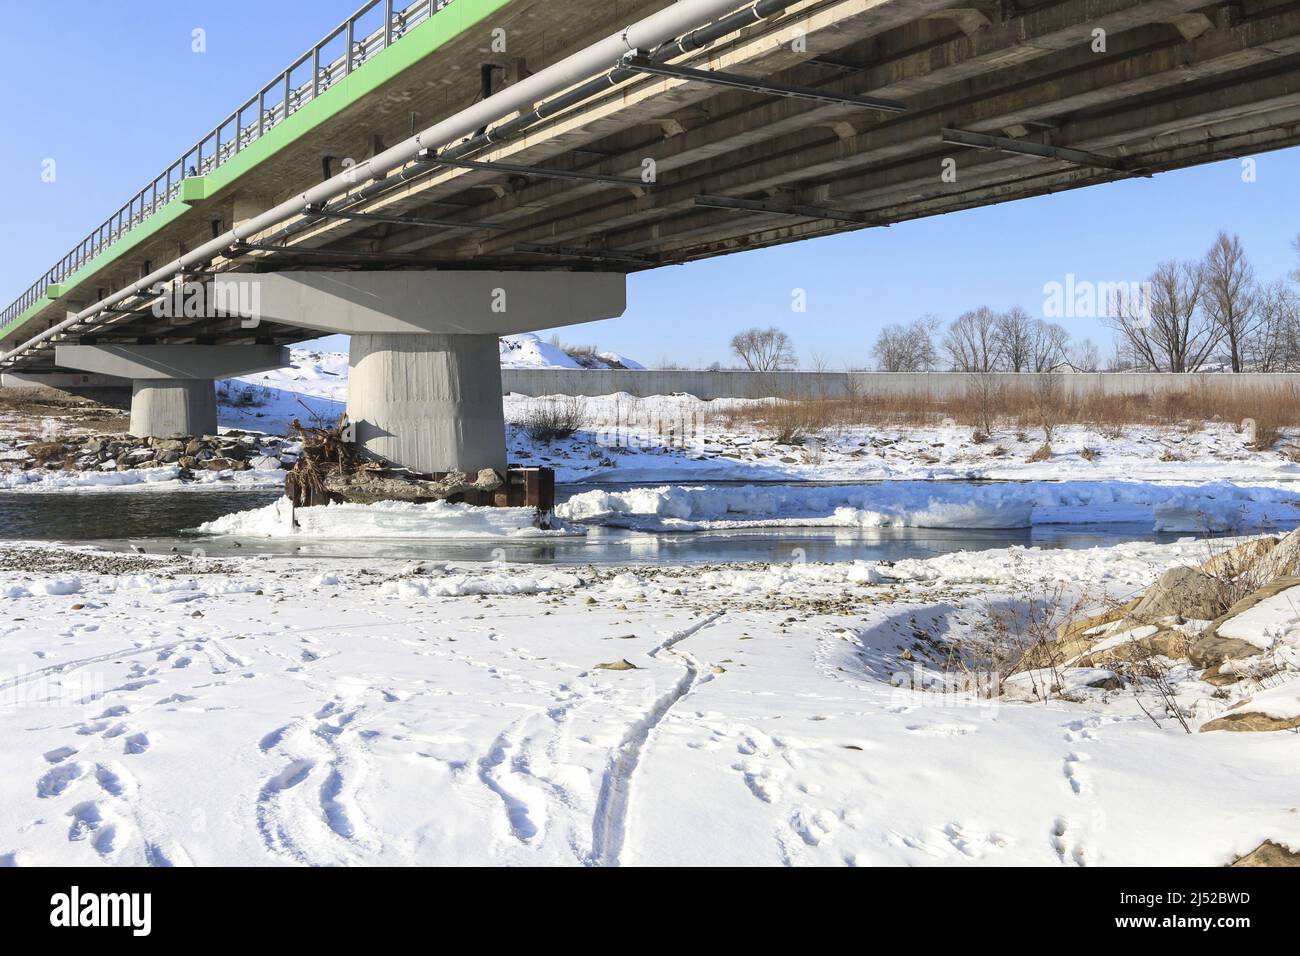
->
720, 381, 1300, 443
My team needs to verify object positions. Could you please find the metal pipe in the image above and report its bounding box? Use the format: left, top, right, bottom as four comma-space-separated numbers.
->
256, 0, 796, 248
3, 0, 748, 365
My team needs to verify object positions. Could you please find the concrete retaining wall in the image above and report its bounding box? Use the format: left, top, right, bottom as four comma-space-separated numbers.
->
500, 369, 1300, 401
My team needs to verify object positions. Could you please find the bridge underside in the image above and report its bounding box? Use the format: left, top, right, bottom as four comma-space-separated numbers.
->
5, 0, 1299, 370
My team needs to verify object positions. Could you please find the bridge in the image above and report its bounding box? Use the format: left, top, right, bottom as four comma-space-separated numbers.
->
2, 0, 1298, 475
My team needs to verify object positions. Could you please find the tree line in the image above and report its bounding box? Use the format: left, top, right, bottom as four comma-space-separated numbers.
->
725, 232, 1300, 373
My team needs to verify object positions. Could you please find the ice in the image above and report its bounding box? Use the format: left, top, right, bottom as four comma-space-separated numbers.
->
557, 480, 1299, 533
198, 497, 581, 539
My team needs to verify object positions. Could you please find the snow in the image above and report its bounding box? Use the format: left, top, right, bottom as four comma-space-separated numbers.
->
557, 480, 1300, 533
0, 537, 1296, 866
503, 393, 1300, 485
0, 463, 284, 493
1215, 586, 1300, 651
1229, 682, 1300, 721
197, 497, 578, 539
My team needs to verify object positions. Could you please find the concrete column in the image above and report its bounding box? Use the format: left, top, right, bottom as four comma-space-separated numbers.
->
54, 344, 287, 438
131, 379, 217, 438
348, 333, 506, 475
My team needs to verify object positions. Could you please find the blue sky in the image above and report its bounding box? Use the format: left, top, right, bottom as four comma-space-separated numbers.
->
2, 1, 1297, 368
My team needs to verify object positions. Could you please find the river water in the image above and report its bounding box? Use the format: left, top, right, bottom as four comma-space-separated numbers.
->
0, 483, 1204, 565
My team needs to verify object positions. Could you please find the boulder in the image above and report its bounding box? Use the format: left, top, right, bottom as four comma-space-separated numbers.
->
1189, 576, 1300, 667
1262, 527, 1300, 578
1076, 626, 1189, 668
1200, 535, 1278, 578
1129, 566, 1226, 623
1231, 841, 1300, 867
1201, 711, 1300, 733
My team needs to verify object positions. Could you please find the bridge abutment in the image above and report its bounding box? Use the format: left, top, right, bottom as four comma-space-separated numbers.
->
54, 344, 287, 438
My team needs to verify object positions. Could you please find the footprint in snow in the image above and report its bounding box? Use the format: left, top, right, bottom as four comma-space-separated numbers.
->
37, 762, 85, 798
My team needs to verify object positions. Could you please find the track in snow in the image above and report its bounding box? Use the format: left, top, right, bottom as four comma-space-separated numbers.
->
589, 611, 724, 867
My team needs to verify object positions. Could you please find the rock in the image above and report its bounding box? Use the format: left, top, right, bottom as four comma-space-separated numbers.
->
153, 438, 186, 453
594, 659, 639, 671
1130, 566, 1226, 622
185, 439, 204, 456
218, 444, 248, 461
1013, 600, 1138, 672
1190, 576, 1300, 667
25, 441, 67, 463
1231, 841, 1300, 867
1201, 711, 1300, 733
1261, 527, 1300, 577
202, 457, 239, 471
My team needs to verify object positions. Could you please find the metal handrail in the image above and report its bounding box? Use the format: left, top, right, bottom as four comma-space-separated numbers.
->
1, 0, 453, 330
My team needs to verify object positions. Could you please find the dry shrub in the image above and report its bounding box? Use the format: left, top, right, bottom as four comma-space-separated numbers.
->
1080, 446, 1100, 461
523, 396, 589, 442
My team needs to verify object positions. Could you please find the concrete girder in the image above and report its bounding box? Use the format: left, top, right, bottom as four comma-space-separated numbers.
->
371, 0, 1219, 259
468, 6, 1300, 258
613, 85, 1300, 260
275, 0, 966, 253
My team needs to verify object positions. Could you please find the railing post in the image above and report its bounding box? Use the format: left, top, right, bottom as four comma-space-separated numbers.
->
384, 0, 394, 48
346, 17, 355, 75
313, 45, 321, 99
284, 70, 292, 119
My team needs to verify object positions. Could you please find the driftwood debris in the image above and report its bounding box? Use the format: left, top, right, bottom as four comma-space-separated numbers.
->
284, 413, 503, 508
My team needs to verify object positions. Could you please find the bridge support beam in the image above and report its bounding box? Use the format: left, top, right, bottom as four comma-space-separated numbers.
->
243, 270, 627, 475
54, 344, 287, 438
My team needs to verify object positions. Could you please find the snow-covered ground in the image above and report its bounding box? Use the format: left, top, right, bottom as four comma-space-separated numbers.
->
215, 348, 1300, 485
1, 537, 1295, 867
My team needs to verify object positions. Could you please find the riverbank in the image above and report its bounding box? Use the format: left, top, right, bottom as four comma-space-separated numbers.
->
1, 537, 1296, 866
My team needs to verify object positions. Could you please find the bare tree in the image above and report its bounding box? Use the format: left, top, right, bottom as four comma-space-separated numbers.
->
1249, 280, 1300, 371
1202, 231, 1258, 372
944, 307, 1003, 372
995, 306, 1036, 372
1106, 260, 1217, 372
729, 326, 796, 371
1068, 337, 1100, 372
1031, 322, 1072, 372
872, 316, 939, 371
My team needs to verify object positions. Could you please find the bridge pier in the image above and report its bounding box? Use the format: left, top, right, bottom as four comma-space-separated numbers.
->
54, 344, 287, 438
349, 333, 506, 475
250, 271, 626, 475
